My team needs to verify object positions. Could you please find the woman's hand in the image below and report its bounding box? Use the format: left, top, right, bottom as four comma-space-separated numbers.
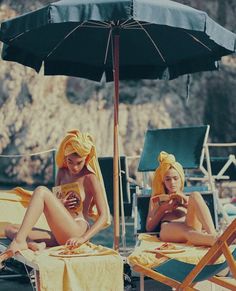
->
160, 200, 179, 213
62, 194, 78, 210
65, 236, 87, 247
170, 193, 188, 207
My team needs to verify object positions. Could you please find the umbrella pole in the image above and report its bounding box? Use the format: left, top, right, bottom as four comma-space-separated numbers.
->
113, 34, 120, 251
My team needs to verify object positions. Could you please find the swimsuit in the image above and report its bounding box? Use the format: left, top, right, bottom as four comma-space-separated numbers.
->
74, 216, 90, 229
154, 220, 170, 233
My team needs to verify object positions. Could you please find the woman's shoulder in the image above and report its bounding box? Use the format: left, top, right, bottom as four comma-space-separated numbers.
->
83, 170, 97, 182
83, 171, 101, 191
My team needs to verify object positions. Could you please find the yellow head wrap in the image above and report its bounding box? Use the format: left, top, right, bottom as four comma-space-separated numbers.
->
152, 151, 185, 197
56, 129, 110, 226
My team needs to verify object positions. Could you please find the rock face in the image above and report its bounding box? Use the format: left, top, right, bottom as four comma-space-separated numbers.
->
0, 0, 235, 185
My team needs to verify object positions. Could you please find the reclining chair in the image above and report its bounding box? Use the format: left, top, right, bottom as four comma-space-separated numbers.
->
129, 218, 236, 291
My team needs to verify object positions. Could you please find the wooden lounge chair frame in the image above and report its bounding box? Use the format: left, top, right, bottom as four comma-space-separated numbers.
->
132, 219, 236, 291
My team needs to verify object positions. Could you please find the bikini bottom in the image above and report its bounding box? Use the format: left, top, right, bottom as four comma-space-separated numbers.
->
74, 217, 90, 230
161, 220, 171, 225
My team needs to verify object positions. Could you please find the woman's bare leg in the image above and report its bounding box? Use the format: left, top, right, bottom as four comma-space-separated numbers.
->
5, 224, 57, 250
7, 186, 88, 253
160, 222, 216, 246
185, 192, 216, 234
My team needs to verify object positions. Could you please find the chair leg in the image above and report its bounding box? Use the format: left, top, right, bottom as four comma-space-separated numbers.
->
140, 273, 144, 291
35, 269, 41, 291
211, 282, 216, 291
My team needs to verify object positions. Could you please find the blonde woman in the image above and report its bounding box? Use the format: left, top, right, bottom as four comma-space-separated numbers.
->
1, 130, 110, 260
146, 151, 217, 246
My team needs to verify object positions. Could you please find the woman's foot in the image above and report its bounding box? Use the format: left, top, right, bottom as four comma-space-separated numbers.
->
0, 249, 14, 269
8, 239, 28, 254
27, 241, 46, 252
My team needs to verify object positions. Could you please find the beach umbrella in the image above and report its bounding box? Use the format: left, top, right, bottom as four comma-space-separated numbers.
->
0, 0, 235, 250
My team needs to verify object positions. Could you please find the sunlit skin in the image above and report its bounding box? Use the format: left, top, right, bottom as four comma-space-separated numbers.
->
65, 154, 86, 176
61, 154, 87, 210
3, 152, 110, 255
146, 167, 217, 246
163, 168, 182, 195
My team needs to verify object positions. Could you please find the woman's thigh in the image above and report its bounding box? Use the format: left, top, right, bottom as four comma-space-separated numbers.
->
159, 222, 191, 243
36, 187, 88, 244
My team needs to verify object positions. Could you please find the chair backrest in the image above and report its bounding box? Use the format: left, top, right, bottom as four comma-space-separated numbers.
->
98, 156, 131, 216
138, 125, 209, 172
134, 190, 218, 235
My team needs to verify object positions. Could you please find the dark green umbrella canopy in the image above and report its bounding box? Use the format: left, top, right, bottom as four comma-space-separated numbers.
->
0, 0, 235, 82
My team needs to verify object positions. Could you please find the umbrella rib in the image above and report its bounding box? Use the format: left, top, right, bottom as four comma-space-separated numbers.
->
9, 30, 31, 42
120, 19, 131, 27
136, 21, 166, 63
45, 22, 86, 59
85, 21, 110, 28
104, 27, 112, 65
122, 21, 150, 28
9, 22, 109, 43
185, 32, 212, 51
122, 27, 143, 30
81, 25, 109, 29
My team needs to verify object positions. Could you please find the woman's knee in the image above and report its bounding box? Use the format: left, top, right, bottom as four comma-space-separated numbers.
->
159, 224, 175, 241
189, 191, 203, 204
34, 186, 51, 198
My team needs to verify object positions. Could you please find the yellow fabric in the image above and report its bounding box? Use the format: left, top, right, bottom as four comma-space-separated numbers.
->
128, 235, 230, 268
19, 243, 123, 291
56, 129, 111, 226
152, 151, 185, 197
0, 188, 50, 237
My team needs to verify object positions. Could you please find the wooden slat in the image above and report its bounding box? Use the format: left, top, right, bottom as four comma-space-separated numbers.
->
210, 276, 236, 291
180, 219, 236, 288
222, 243, 236, 278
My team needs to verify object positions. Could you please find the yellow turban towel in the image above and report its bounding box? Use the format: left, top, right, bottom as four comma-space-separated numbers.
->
152, 151, 185, 197
56, 129, 110, 226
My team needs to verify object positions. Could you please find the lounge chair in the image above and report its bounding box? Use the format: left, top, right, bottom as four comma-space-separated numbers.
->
129, 217, 236, 291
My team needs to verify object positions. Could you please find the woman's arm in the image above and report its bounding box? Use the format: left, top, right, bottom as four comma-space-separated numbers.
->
169, 193, 188, 208
146, 198, 178, 232
54, 169, 73, 208
74, 173, 110, 243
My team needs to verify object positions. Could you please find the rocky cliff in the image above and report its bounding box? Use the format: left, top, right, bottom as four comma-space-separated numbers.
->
0, 0, 235, 184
